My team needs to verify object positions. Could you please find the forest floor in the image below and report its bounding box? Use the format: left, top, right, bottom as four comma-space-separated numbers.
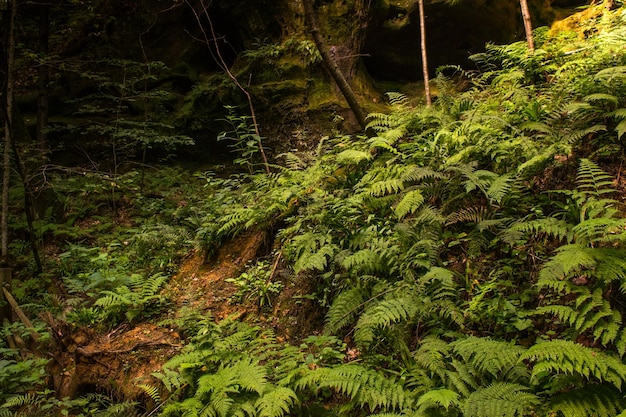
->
49, 230, 273, 400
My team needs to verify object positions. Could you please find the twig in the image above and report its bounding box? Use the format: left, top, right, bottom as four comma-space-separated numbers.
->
184, 0, 270, 174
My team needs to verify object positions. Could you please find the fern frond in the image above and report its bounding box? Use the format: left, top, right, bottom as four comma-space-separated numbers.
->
505, 217, 572, 244
276, 152, 307, 170
354, 294, 419, 346
218, 208, 257, 236
401, 166, 446, 183
341, 248, 384, 274
522, 339, 626, 390
573, 217, 626, 244
537, 244, 596, 289
584, 93, 619, 106
462, 382, 539, 417
451, 336, 527, 379
2, 393, 39, 408
548, 384, 626, 417
414, 336, 452, 376
486, 173, 514, 204
447, 206, 489, 226
395, 190, 425, 219
255, 387, 298, 417
94, 289, 132, 308
577, 158, 615, 197
325, 286, 370, 334
296, 364, 411, 411
386, 92, 411, 107
136, 273, 168, 298
447, 359, 480, 397
416, 388, 460, 412
138, 383, 161, 404
336, 149, 373, 165
291, 232, 337, 274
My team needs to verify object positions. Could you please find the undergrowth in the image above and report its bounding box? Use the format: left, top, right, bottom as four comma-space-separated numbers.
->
4, 3, 626, 417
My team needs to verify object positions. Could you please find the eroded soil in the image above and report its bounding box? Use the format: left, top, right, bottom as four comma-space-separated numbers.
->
49, 230, 269, 400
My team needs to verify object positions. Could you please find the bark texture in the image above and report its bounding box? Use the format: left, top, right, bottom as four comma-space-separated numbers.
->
302, 0, 368, 130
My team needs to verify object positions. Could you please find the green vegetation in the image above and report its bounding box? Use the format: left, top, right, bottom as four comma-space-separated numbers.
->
3, 2, 626, 417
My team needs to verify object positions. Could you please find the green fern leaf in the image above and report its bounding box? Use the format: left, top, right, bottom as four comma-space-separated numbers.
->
447, 359, 480, 397
255, 387, 298, 417
336, 149, 373, 165
325, 286, 370, 334
416, 388, 460, 411
414, 336, 452, 375
138, 383, 161, 404
538, 244, 596, 287
549, 384, 626, 417
297, 364, 410, 411
395, 190, 425, 219
451, 336, 526, 378
577, 159, 615, 197
584, 93, 619, 106
463, 382, 539, 417
616, 119, 626, 139
522, 339, 626, 390
341, 249, 384, 274
94, 289, 132, 308
354, 295, 419, 346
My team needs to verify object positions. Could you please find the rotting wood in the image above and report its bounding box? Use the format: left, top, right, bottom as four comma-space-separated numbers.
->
0, 267, 11, 322
76, 341, 181, 357
2, 286, 40, 342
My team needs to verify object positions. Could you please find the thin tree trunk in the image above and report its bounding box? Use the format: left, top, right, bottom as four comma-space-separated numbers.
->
418, 0, 431, 107
302, 0, 368, 130
2, 0, 17, 265
37, 3, 49, 149
10, 133, 43, 275
519, 0, 535, 52
186, 0, 270, 174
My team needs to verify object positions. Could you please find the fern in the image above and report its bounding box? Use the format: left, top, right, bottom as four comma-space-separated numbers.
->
336, 148, 374, 165
413, 336, 452, 377
138, 383, 161, 405
290, 232, 338, 274
341, 248, 386, 275
577, 158, 616, 197
354, 293, 419, 346
521, 339, 626, 390
325, 285, 371, 334
94, 272, 168, 323
394, 190, 425, 219
450, 336, 527, 379
462, 382, 539, 417
415, 388, 460, 412
505, 217, 573, 244
548, 384, 626, 417
446, 359, 480, 398
296, 364, 411, 411
255, 387, 298, 417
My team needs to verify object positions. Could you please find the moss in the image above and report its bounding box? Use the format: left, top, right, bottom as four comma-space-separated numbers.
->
306, 77, 338, 111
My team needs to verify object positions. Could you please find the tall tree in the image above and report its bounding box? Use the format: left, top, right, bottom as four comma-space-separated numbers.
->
520, 0, 534, 51
418, 0, 432, 106
302, 0, 368, 130
1, 0, 16, 265
37, 2, 50, 149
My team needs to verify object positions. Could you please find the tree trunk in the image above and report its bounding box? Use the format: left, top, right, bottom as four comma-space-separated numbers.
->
1, 0, 17, 265
418, 0, 432, 107
37, 3, 49, 149
302, 0, 368, 130
519, 0, 534, 52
